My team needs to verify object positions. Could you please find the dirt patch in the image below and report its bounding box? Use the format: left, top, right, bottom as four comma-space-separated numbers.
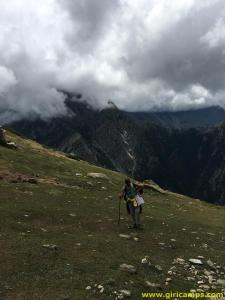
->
0, 171, 58, 185
43, 149, 68, 159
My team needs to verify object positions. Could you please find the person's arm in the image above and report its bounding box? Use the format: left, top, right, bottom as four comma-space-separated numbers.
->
118, 185, 126, 199
134, 182, 144, 194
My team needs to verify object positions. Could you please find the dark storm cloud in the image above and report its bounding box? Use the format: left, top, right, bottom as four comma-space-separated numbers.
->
1, 0, 225, 123
59, 0, 120, 53
123, 0, 225, 92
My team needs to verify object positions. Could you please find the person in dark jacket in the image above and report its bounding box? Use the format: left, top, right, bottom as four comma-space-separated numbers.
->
119, 178, 144, 229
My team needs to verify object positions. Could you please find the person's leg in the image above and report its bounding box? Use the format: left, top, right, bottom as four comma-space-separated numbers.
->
128, 202, 136, 228
134, 206, 141, 228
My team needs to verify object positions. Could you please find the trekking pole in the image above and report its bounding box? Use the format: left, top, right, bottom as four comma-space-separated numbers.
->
118, 197, 122, 225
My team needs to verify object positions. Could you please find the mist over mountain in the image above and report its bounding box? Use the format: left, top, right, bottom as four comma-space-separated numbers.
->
130, 106, 225, 129
10, 93, 225, 204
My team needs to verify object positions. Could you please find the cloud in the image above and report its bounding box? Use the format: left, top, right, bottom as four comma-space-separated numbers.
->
1, 0, 225, 123
0, 66, 17, 95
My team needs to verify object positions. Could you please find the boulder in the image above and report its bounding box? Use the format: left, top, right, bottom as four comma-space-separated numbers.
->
87, 173, 109, 180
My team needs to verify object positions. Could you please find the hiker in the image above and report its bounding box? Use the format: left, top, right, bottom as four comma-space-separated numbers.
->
119, 178, 144, 229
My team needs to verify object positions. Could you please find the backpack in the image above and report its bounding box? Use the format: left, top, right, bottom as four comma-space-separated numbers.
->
125, 183, 137, 199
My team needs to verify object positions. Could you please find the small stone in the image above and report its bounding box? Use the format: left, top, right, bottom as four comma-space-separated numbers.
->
199, 285, 210, 291
173, 258, 185, 264
155, 265, 163, 272
208, 275, 214, 284
189, 259, 203, 265
75, 173, 82, 176
145, 281, 161, 288
85, 286, 91, 290
207, 259, 216, 269
119, 290, 131, 297
187, 277, 195, 281
120, 264, 137, 273
201, 243, 208, 249
197, 280, 204, 284
165, 278, 172, 282
42, 244, 57, 250
97, 285, 103, 289
217, 279, 225, 286
158, 243, 165, 246
119, 234, 131, 239
141, 257, 149, 264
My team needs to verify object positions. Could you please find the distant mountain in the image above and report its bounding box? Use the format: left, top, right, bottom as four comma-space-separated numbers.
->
129, 106, 225, 129
9, 93, 225, 204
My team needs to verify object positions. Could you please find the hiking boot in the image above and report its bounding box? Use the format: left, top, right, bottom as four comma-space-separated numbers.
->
128, 224, 137, 229
136, 225, 144, 230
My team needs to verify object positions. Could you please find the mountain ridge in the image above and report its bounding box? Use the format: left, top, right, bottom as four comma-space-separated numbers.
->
8, 95, 225, 204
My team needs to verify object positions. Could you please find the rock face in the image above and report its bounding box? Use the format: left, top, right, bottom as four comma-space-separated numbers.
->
10, 93, 225, 204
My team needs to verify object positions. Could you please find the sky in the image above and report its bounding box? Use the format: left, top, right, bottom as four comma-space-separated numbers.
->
1, 0, 225, 122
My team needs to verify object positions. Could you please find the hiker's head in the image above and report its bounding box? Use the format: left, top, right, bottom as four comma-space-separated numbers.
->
125, 178, 131, 186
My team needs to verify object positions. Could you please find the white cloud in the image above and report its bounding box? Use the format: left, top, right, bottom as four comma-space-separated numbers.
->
1, 0, 225, 123
201, 17, 225, 48
0, 66, 17, 95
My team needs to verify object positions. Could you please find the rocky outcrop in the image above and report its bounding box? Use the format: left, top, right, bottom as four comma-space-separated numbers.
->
0, 126, 7, 146
0, 127, 17, 149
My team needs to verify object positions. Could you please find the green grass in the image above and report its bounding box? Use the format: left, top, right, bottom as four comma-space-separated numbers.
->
0, 130, 225, 300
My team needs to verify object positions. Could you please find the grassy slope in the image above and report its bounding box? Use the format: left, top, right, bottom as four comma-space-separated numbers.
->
0, 130, 225, 300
